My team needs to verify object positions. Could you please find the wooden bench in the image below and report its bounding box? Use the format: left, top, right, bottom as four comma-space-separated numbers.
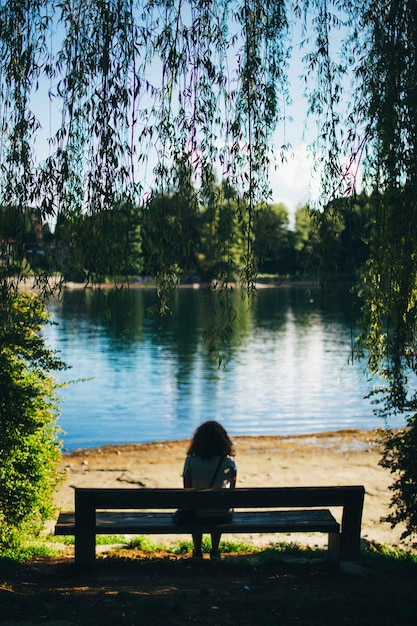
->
54, 485, 365, 566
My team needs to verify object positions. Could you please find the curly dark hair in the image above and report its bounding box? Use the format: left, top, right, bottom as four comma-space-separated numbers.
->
186, 420, 235, 460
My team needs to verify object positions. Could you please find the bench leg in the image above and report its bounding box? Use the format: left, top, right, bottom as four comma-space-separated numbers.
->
75, 530, 96, 567
328, 532, 341, 563
340, 532, 361, 561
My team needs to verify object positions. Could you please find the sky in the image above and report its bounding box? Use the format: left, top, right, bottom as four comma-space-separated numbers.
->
269, 142, 320, 215
32, 75, 318, 225
28, 5, 351, 225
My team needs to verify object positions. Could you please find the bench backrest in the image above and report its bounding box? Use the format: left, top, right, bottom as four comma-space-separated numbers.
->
75, 485, 363, 509
74, 485, 364, 534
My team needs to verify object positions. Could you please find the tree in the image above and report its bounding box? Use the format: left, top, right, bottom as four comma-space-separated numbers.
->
141, 187, 200, 282
55, 200, 143, 283
252, 202, 294, 275
1, 0, 417, 543
300, 0, 417, 541
0, 291, 66, 546
197, 180, 244, 281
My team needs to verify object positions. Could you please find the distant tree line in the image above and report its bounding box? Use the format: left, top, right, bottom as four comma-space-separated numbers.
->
38, 185, 372, 284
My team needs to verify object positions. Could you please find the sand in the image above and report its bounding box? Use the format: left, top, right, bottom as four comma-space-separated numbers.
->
51, 429, 409, 550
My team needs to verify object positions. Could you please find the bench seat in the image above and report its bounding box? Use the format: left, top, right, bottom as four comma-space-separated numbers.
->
55, 508, 340, 535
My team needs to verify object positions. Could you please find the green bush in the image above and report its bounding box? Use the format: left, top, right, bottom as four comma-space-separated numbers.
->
0, 291, 67, 548
380, 418, 417, 543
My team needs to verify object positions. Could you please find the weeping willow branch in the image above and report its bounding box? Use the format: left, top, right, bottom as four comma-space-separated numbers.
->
300, 0, 417, 540
2, 0, 417, 540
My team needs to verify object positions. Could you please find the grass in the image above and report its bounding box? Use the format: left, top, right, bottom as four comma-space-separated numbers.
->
360, 540, 417, 570
0, 533, 326, 571
0, 543, 58, 565
5, 532, 417, 566
50, 533, 262, 555
4, 531, 417, 567
124, 535, 259, 555
52, 533, 128, 546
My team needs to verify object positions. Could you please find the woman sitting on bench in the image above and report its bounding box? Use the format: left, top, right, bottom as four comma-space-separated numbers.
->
182, 420, 237, 560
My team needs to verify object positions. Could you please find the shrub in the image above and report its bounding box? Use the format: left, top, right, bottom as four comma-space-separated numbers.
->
0, 291, 67, 547
380, 418, 417, 544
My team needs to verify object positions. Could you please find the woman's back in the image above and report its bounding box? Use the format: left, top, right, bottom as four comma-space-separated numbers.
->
184, 454, 236, 490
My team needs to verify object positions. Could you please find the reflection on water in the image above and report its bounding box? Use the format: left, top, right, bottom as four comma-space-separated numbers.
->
44, 285, 382, 451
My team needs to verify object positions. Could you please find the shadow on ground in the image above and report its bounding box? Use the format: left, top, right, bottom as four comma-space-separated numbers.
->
1, 545, 416, 625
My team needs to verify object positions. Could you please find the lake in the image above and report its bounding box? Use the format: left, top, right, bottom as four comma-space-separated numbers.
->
44, 284, 383, 451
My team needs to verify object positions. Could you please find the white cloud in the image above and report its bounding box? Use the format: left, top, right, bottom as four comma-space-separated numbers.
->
269, 143, 321, 217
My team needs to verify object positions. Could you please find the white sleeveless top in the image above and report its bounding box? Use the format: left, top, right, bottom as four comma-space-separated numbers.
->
182, 455, 237, 518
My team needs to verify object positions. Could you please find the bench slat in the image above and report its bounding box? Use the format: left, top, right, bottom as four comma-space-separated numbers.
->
55, 509, 340, 535
73, 486, 365, 510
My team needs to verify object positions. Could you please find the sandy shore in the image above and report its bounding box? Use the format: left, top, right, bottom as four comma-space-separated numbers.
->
52, 429, 409, 550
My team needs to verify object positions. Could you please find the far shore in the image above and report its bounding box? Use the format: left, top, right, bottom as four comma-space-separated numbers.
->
19, 275, 345, 293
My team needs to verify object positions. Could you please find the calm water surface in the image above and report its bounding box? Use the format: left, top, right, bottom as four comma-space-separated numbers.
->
44, 286, 383, 451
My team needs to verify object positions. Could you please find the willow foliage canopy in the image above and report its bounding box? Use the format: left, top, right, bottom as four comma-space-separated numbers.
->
1, 1, 417, 542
